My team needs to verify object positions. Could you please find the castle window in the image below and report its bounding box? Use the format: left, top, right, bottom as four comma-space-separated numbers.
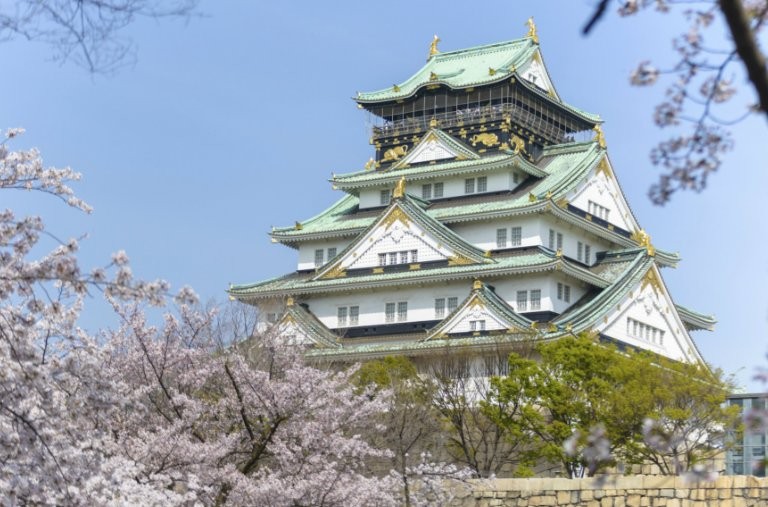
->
349, 306, 359, 326
577, 242, 583, 262
327, 247, 337, 259
496, 228, 507, 248
397, 302, 408, 321
337, 307, 348, 327
378, 253, 387, 266
389, 252, 397, 265
557, 283, 571, 303
314, 249, 324, 267
447, 297, 458, 313
517, 290, 528, 312
385, 303, 396, 323
411, 250, 418, 263
470, 320, 486, 331
380, 189, 391, 206
548, 229, 563, 251
588, 200, 610, 221
477, 176, 488, 192
433, 182, 444, 198
530, 290, 541, 310
627, 318, 665, 345
435, 298, 446, 318
511, 227, 522, 246
584, 245, 591, 265
464, 178, 475, 194
422, 184, 432, 199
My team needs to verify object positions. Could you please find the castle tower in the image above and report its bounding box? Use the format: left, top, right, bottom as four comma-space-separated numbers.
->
229, 25, 714, 364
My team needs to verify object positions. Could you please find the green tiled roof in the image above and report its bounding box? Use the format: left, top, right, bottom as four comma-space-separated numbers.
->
676, 304, 717, 331
357, 38, 537, 103
313, 193, 491, 280
275, 141, 602, 241
356, 38, 600, 123
425, 281, 534, 340
229, 247, 608, 299
280, 302, 341, 349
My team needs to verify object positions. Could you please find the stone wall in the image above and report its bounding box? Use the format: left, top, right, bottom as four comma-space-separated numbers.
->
450, 475, 768, 506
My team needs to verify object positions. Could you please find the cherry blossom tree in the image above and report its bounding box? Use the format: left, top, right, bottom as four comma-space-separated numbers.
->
583, 0, 768, 204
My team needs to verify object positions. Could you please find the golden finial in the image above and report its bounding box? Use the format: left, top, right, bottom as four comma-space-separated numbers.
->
429, 117, 438, 128
593, 125, 607, 149
473, 279, 483, 290
429, 71, 439, 81
526, 17, 539, 44
530, 321, 539, 330
393, 84, 401, 92
286, 296, 294, 307
392, 176, 406, 199
294, 221, 303, 230
632, 229, 656, 257
483, 250, 492, 258
548, 323, 558, 332
555, 248, 563, 258
528, 192, 538, 203
364, 158, 375, 171
565, 322, 573, 332
428, 34, 440, 59
488, 67, 497, 76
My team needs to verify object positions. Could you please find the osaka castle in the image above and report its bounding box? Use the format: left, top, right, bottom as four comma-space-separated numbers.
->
228, 21, 715, 364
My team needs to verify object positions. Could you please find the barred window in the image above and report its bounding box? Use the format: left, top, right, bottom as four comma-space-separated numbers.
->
557, 283, 563, 300
530, 290, 541, 310
557, 233, 563, 251
577, 242, 583, 262
337, 307, 348, 327
327, 247, 337, 259
422, 184, 432, 199
564, 285, 571, 303
549, 229, 556, 249
511, 227, 522, 246
447, 297, 458, 313
477, 176, 487, 192
470, 320, 486, 331
389, 252, 397, 265
385, 303, 396, 323
464, 178, 475, 194
584, 245, 592, 265
380, 189, 391, 205
433, 182, 444, 198
349, 306, 359, 326
397, 301, 408, 321
378, 253, 387, 266
411, 250, 418, 263
435, 298, 446, 318
314, 249, 324, 267
517, 290, 528, 312
496, 228, 508, 248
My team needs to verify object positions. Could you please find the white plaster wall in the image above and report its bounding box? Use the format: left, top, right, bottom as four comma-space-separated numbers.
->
342, 218, 452, 270
569, 169, 635, 231
307, 281, 473, 329
599, 281, 694, 362
450, 215, 542, 251
297, 240, 351, 270
539, 215, 614, 266
444, 306, 509, 334
357, 168, 521, 210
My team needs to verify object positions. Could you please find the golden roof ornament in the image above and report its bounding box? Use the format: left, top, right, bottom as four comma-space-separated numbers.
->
429, 71, 439, 81
428, 34, 440, 60
593, 124, 607, 149
429, 117, 438, 128
392, 176, 406, 199
294, 221, 303, 230
632, 229, 656, 257
526, 17, 539, 44
286, 296, 294, 307
364, 158, 375, 171
473, 279, 483, 290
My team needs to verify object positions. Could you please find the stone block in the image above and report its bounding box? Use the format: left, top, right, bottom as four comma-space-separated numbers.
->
719, 488, 733, 499
640, 497, 650, 507
659, 489, 675, 498
718, 500, 734, 507
644, 476, 676, 489
582, 490, 594, 501
488, 500, 503, 506
600, 497, 613, 507
665, 500, 681, 507
675, 489, 687, 499
594, 490, 605, 500
570, 491, 581, 504
586, 501, 600, 507
626, 494, 642, 507
556, 491, 571, 504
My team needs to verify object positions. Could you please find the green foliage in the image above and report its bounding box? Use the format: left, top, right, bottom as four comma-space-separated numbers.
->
486, 334, 735, 477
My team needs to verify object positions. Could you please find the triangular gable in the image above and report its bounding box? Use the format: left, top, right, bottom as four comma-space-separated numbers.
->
565, 155, 641, 232
274, 298, 341, 349
517, 50, 558, 98
313, 192, 491, 280
559, 259, 705, 364
392, 129, 479, 169
425, 280, 534, 341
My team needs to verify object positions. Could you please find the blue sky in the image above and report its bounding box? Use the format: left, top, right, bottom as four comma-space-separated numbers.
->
1, 1, 765, 390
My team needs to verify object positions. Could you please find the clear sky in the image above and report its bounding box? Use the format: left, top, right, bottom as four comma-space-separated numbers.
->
1, 1, 765, 390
